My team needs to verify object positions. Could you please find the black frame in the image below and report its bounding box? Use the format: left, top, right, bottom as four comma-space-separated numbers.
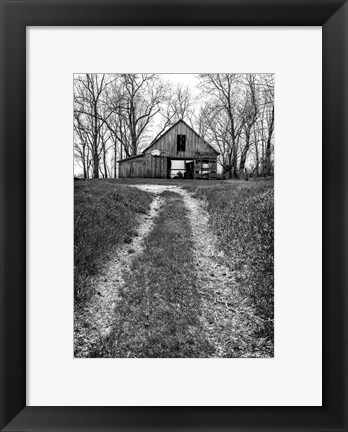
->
1, 1, 347, 431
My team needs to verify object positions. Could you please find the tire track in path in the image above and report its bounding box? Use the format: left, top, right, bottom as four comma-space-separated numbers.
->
74, 191, 164, 358
177, 187, 254, 357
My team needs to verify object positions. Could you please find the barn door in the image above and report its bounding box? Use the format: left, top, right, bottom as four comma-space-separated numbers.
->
154, 157, 160, 178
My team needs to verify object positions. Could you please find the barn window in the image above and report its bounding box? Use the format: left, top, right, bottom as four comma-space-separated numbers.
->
177, 135, 186, 152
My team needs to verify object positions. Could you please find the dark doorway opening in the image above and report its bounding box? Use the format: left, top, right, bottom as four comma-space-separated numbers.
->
167, 158, 172, 179
184, 160, 194, 179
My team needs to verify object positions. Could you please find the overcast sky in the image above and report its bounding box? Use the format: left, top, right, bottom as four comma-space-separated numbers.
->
161, 73, 199, 91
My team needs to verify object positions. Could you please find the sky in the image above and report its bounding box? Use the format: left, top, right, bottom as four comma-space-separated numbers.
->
161, 73, 199, 92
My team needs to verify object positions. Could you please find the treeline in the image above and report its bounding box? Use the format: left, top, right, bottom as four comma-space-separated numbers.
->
74, 73, 274, 179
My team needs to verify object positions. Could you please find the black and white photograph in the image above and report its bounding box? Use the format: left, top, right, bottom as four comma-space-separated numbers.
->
74, 73, 274, 358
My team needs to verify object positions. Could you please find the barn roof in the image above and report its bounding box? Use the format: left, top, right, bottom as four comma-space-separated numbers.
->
143, 119, 219, 155
118, 153, 145, 163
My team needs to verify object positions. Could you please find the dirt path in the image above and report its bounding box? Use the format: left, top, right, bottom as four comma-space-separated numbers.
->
74, 192, 164, 357
75, 183, 265, 358
130, 185, 261, 357
177, 188, 255, 356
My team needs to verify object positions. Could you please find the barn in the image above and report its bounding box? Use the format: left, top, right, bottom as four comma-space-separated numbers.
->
118, 119, 219, 179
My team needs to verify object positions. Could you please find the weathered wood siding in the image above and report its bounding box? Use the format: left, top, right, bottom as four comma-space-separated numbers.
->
118, 155, 146, 178
144, 154, 167, 178
119, 155, 168, 178
146, 121, 217, 159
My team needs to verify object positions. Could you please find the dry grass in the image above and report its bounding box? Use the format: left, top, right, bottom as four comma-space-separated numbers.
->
75, 177, 274, 356
74, 180, 152, 304
188, 179, 274, 340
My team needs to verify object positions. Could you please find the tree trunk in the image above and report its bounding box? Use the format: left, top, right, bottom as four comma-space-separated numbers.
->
129, 100, 137, 156
102, 140, 108, 178
223, 164, 233, 179
93, 146, 99, 178
86, 146, 90, 179
82, 144, 87, 178
239, 129, 251, 173
231, 152, 239, 178
93, 107, 99, 178
114, 141, 117, 178
265, 106, 274, 176
131, 135, 137, 156
253, 124, 259, 176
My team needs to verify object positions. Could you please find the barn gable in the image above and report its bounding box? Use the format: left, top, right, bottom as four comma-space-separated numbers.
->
143, 119, 218, 158
118, 119, 218, 179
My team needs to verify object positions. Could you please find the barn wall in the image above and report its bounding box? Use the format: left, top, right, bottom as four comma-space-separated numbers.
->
144, 154, 168, 178
118, 156, 146, 178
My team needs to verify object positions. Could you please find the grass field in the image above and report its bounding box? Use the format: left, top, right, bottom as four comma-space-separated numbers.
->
74, 181, 152, 303
190, 181, 274, 326
74, 177, 274, 356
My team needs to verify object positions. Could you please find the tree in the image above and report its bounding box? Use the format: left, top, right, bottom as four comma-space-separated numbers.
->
101, 75, 128, 171
239, 74, 259, 174
74, 74, 113, 178
74, 110, 91, 178
116, 74, 168, 157
198, 73, 274, 178
247, 74, 274, 176
261, 74, 275, 176
198, 74, 247, 178
151, 83, 195, 142
196, 102, 233, 176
